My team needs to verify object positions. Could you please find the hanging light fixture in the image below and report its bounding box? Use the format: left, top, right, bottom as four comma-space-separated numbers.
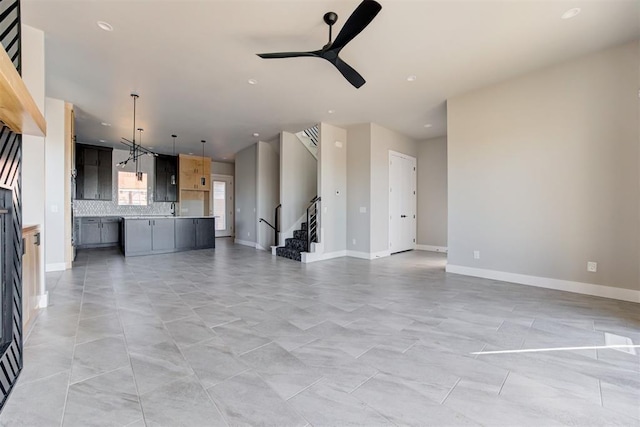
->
171, 134, 177, 185
117, 93, 158, 176
201, 140, 206, 186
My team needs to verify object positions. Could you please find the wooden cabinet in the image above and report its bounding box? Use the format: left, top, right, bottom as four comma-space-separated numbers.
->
179, 154, 211, 191
76, 144, 112, 200
22, 225, 41, 332
155, 155, 178, 202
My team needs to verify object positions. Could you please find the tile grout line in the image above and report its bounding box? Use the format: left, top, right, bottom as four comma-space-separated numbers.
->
498, 371, 510, 395
59, 263, 89, 427
598, 379, 603, 407
348, 371, 379, 395
440, 378, 461, 405
285, 376, 325, 401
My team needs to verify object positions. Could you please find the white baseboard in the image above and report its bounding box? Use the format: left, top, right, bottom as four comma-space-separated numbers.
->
46, 263, 67, 272
302, 249, 347, 263
37, 292, 49, 308
416, 245, 448, 253
346, 250, 391, 260
234, 239, 257, 248
445, 264, 640, 304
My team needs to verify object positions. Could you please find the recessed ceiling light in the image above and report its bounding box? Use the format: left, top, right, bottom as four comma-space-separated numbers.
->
561, 8, 581, 20
424, 124, 432, 128
188, 152, 194, 155
99, 139, 106, 143
148, 146, 154, 149
407, 75, 417, 82
222, 157, 227, 160
101, 122, 111, 127
248, 79, 258, 85
253, 133, 260, 137
97, 21, 113, 32
328, 109, 335, 114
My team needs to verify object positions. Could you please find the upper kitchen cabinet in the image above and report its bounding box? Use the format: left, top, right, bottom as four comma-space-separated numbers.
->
179, 154, 211, 191
76, 143, 113, 200
154, 155, 178, 202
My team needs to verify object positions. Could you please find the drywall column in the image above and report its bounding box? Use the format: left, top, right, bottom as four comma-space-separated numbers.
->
22, 25, 47, 305
234, 144, 257, 247
256, 140, 279, 250
279, 131, 317, 240
44, 98, 66, 271
447, 41, 639, 301
417, 136, 448, 251
318, 123, 347, 258
369, 123, 418, 256
346, 124, 372, 256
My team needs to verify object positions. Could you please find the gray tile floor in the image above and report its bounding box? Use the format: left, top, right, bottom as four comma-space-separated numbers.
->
1, 239, 639, 426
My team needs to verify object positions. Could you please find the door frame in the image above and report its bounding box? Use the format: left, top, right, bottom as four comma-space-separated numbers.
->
388, 150, 417, 254
211, 174, 234, 237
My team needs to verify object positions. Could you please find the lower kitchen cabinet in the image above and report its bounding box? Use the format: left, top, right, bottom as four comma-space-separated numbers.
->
76, 217, 121, 248
123, 219, 153, 255
152, 219, 176, 251
175, 218, 196, 249
123, 217, 214, 256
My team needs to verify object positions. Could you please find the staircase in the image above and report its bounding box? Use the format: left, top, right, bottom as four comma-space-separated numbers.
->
275, 222, 308, 261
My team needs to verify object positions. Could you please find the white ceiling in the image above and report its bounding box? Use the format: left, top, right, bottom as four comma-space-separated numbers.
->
23, 0, 639, 160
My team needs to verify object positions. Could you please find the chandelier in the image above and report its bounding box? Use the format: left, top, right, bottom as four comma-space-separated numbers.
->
117, 93, 158, 180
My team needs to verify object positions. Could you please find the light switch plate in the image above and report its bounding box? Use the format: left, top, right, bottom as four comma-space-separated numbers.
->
359, 207, 367, 213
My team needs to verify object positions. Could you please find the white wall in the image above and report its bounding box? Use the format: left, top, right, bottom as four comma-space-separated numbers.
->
44, 98, 66, 271
279, 131, 318, 238
447, 41, 639, 298
234, 144, 257, 246
346, 124, 371, 254
318, 123, 347, 256
212, 161, 234, 176
417, 136, 448, 249
256, 141, 279, 250
369, 123, 418, 254
21, 25, 46, 299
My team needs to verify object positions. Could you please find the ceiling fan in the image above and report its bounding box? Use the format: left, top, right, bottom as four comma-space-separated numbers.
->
256, 0, 382, 89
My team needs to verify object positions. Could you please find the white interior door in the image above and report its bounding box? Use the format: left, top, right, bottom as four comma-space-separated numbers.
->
389, 151, 416, 254
211, 174, 234, 237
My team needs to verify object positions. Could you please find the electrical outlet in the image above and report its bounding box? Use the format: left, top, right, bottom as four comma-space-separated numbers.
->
473, 250, 480, 260
359, 207, 367, 213
587, 261, 597, 272
247, 232, 250, 237
352, 238, 356, 245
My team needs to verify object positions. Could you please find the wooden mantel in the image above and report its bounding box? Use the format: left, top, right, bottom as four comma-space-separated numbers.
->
0, 43, 46, 137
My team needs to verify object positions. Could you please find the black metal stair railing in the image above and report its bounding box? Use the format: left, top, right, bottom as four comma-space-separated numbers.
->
306, 196, 321, 252
259, 204, 281, 246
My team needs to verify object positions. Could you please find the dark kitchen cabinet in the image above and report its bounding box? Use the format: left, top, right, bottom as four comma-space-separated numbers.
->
151, 219, 175, 251
76, 144, 112, 200
196, 218, 215, 248
175, 218, 196, 249
76, 217, 121, 248
123, 219, 153, 255
154, 155, 178, 202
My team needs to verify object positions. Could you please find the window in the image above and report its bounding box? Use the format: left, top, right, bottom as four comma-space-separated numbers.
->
118, 171, 148, 206
213, 180, 226, 230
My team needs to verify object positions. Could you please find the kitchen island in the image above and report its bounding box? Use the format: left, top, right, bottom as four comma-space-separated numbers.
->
121, 216, 215, 256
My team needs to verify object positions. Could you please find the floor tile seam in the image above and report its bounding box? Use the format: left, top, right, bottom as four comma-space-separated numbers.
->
68, 363, 132, 388
347, 371, 380, 395
13, 368, 71, 389
158, 311, 199, 325
59, 263, 89, 427
236, 340, 275, 357
169, 338, 232, 427
598, 379, 603, 407
498, 371, 511, 395
250, 369, 313, 426
74, 331, 128, 347
439, 377, 461, 405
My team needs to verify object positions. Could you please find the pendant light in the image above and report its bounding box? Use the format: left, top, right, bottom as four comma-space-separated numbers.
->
117, 93, 158, 170
201, 140, 206, 186
171, 134, 177, 185
136, 128, 144, 181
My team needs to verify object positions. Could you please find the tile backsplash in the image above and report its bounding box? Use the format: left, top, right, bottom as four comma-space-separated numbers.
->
74, 147, 175, 217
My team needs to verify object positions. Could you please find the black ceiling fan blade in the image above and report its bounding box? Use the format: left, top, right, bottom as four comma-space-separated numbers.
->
257, 51, 320, 59
330, 0, 382, 51
330, 56, 366, 88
